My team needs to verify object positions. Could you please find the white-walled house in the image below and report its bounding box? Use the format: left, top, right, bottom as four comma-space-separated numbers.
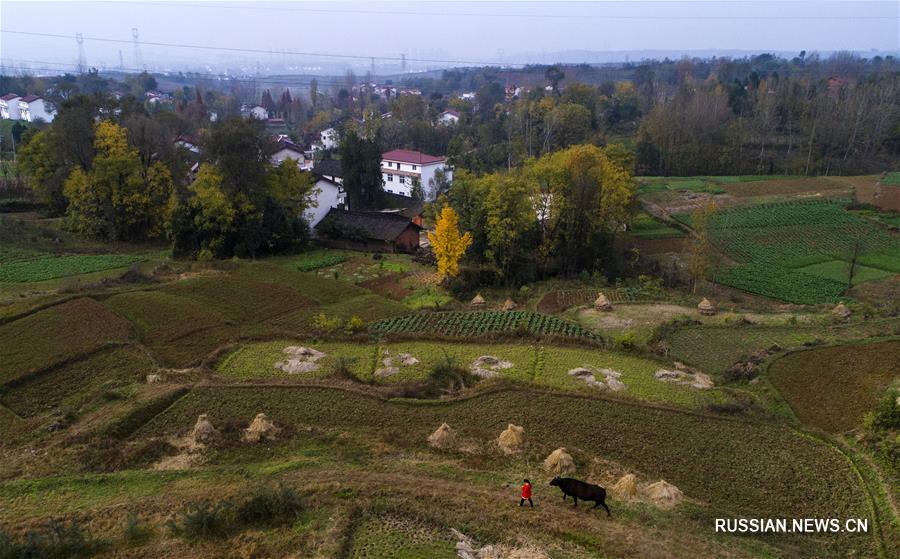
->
311, 159, 343, 185
18, 95, 55, 122
320, 127, 339, 150
436, 109, 460, 126
381, 149, 453, 197
270, 138, 307, 167
306, 174, 345, 228
249, 105, 268, 120
0, 94, 22, 120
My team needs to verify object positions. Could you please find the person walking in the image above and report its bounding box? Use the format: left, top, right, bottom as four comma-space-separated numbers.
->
519, 478, 533, 507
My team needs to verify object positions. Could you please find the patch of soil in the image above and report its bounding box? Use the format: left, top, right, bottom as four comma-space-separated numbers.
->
359, 272, 412, 300
275, 346, 326, 374
470, 355, 513, 378
629, 237, 688, 255
568, 367, 626, 391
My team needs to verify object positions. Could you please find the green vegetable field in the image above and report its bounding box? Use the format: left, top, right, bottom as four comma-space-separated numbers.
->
369, 311, 599, 341
0, 250, 146, 283
690, 200, 900, 304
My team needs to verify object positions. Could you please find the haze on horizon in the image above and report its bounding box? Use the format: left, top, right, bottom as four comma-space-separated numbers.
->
1, 0, 898, 76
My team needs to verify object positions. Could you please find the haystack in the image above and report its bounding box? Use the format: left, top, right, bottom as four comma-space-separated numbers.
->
697, 298, 716, 316
611, 473, 638, 500
543, 447, 575, 475
190, 414, 219, 443
427, 423, 456, 450
594, 292, 613, 311
502, 298, 517, 311
643, 480, 683, 508
470, 293, 486, 306
242, 413, 280, 443
832, 302, 851, 320
497, 424, 525, 454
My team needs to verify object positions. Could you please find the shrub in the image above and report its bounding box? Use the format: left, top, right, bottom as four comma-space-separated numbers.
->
424, 353, 478, 397
330, 356, 363, 383
344, 316, 366, 334
313, 312, 343, 333
235, 485, 303, 526
0, 519, 105, 558
168, 501, 232, 540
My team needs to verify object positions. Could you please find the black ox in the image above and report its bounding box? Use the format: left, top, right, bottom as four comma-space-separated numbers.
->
549, 477, 611, 516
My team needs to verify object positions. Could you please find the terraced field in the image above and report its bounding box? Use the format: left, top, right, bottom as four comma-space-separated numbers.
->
0, 249, 147, 283
0, 298, 133, 384
217, 340, 717, 407
139, 385, 874, 557
677, 200, 900, 304
370, 311, 598, 341
768, 340, 900, 433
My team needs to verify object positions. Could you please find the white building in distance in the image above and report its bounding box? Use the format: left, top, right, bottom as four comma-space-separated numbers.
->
18, 95, 55, 122
0, 94, 22, 120
381, 149, 452, 197
320, 127, 340, 150
306, 174, 345, 228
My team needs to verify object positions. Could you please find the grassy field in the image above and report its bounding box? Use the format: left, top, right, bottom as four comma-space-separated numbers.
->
768, 340, 900, 433
678, 200, 900, 304
217, 340, 718, 407
629, 212, 685, 239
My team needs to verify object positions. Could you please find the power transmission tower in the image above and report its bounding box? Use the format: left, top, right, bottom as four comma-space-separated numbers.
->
76, 32, 86, 74
132, 27, 144, 70
118, 49, 125, 70
400, 53, 406, 73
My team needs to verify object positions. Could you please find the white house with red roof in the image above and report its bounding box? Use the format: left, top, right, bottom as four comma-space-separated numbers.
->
0, 94, 22, 120
381, 149, 453, 197
18, 95, 55, 123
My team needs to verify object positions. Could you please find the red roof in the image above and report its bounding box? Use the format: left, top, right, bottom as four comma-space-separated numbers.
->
20, 95, 42, 103
381, 149, 445, 165
1, 93, 21, 101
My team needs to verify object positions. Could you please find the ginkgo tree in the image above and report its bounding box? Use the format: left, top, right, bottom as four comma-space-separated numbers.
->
428, 206, 472, 279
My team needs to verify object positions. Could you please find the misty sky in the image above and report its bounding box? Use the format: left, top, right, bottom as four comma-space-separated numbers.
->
1, 1, 898, 75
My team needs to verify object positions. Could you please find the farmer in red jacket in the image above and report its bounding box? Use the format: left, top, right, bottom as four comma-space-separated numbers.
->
519, 478, 533, 507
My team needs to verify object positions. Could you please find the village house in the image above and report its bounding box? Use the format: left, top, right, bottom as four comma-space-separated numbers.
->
305, 174, 346, 228
0, 94, 22, 120
270, 137, 308, 168
436, 109, 460, 125
311, 159, 343, 185
18, 95, 55, 122
381, 149, 453, 197
314, 208, 421, 253
248, 105, 268, 120
174, 134, 200, 154
320, 126, 340, 150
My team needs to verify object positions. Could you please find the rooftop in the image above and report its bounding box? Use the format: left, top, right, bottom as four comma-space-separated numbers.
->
382, 149, 445, 165
20, 95, 42, 103
1, 93, 21, 101
314, 208, 420, 242
312, 159, 343, 178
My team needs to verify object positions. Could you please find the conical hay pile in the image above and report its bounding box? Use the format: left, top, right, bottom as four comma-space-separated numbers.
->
242, 413, 280, 443
497, 424, 525, 454
543, 447, 575, 475
427, 423, 456, 450
594, 292, 612, 311
697, 298, 716, 316
643, 480, 683, 508
832, 303, 851, 319
470, 293, 486, 306
611, 473, 637, 500
190, 414, 219, 443
502, 298, 517, 311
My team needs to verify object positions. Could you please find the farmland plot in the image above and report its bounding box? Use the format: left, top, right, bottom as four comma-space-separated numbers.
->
0, 250, 146, 283
680, 200, 900, 304
369, 311, 598, 341
140, 386, 874, 557
218, 340, 719, 407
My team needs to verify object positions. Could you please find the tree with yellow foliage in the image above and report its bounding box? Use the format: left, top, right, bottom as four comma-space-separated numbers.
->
428, 206, 472, 279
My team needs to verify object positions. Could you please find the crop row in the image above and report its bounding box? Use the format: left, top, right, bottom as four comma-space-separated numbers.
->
0, 253, 146, 283
369, 311, 598, 341
714, 263, 846, 305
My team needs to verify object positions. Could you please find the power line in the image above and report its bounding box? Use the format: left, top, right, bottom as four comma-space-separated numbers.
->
0, 29, 507, 67
115, 1, 900, 21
